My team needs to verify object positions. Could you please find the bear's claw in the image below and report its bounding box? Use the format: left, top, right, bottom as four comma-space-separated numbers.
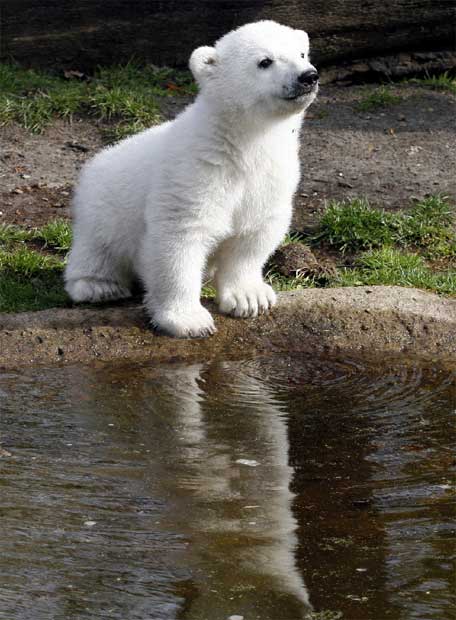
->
218, 282, 276, 318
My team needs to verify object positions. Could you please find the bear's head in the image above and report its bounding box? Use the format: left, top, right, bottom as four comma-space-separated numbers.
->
189, 21, 318, 119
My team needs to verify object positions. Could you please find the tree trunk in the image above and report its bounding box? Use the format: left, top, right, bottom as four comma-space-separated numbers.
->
1, 1, 454, 70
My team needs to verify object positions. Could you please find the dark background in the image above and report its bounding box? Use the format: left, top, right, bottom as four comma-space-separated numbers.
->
1, 0, 454, 70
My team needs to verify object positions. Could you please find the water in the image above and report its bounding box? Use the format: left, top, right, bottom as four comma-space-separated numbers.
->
0, 356, 454, 620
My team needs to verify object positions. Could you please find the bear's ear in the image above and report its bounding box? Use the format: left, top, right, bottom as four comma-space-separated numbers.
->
189, 46, 218, 83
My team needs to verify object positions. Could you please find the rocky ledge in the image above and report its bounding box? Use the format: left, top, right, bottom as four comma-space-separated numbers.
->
0, 286, 455, 369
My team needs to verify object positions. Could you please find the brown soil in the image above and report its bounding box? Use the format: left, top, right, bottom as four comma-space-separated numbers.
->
0, 119, 102, 226
1, 82, 455, 230
296, 83, 456, 232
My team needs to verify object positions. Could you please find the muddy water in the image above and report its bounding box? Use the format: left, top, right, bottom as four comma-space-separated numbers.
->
0, 356, 454, 620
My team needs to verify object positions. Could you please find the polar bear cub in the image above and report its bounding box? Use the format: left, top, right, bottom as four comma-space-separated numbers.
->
65, 20, 319, 337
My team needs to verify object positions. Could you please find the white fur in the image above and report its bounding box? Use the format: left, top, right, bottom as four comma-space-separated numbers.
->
65, 20, 318, 337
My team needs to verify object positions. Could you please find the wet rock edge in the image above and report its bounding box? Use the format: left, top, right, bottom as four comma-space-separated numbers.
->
0, 286, 455, 369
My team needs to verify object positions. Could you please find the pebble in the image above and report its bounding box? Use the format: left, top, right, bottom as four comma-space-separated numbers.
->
84, 520, 96, 527
235, 459, 259, 467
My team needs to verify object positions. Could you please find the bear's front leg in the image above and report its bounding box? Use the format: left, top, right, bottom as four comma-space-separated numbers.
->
140, 232, 216, 338
215, 226, 286, 318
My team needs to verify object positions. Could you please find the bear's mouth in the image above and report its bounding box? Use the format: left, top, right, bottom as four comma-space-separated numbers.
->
283, 82, 318, 101
284, 93, 306, 101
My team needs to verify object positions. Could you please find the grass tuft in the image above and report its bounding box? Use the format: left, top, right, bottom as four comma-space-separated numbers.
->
101, 119, 150, 143
95, 62, 197, 95
89, 86, 160, 124
401, 195, 455, 257
314, 198, 399, 252
0, 272, 68, 313
265, 269, 318, 292
201, 282, 216, 299
0, 61, 196, 134
0, 223, 34, 246
0, 223, 70, 312
33, 219, 73, 252
0, 246, 67, 312
0, 245, 64, 277
357, 86, 402, 112
315, 196, 455, 257
408, 71, 456, 95
281, 231, 307, 246
333, 247, 455, 295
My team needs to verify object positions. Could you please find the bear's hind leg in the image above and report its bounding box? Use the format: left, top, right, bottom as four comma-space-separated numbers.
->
65, 241, 132, 303
65, 277, 132, 303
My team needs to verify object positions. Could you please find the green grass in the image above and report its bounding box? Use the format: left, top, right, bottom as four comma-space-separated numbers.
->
401, 196, 455, 257
33, 219, 72, 252
0, 221, 72, 312
0, 245, 67, 312
201, 282, 217, 299
357, 86, 402, 112
408, 71, 456, 95
0, 220, 72, 251
0, 245, 63, 276
93, 62, 197, 95
101, 119, 150, 143
0, 78, 91, 132
315, 198, 399, 252
0, 61, 197, 135
315, 196, 455, 257
333, 247, 456, 295
0, 272, 67, 313
281, 231, 307, 246
266, 270, 318, 292
0, 223, 34, 246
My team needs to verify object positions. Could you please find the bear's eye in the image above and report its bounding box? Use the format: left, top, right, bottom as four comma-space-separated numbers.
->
301, 53, 306, 59
258, 58, 273, 69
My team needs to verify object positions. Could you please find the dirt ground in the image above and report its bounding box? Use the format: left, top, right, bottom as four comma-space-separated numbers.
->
0, 82, 455, 230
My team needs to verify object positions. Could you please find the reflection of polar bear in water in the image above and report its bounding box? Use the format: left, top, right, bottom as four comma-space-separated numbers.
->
65, 20, 319, 338
162, 363, 311, 619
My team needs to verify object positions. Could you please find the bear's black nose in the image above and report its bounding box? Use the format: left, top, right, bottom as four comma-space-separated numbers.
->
297, 70, 319, 85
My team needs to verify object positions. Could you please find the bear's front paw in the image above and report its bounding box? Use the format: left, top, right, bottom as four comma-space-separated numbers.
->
152, 306, 216, 338
218, 282, 276, 318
